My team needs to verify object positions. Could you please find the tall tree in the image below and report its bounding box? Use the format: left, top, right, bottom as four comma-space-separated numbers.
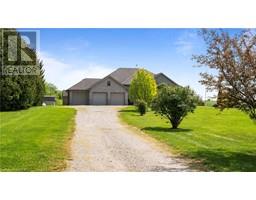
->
129, 68, 157, 105
0, 29, 45, 110
45, 82, 61, 99
193, 29, 256, 120
33, 61, 45, 106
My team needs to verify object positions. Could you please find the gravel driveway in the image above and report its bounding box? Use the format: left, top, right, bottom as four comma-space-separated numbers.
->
66, 106, 191, 172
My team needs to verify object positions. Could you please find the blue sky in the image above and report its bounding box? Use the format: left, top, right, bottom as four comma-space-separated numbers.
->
20, 28, 243, 99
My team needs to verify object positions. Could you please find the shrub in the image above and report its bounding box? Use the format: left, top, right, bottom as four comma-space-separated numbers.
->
152, 85, 197, 129
213, 103, 218, 108
136, 100, 147, 116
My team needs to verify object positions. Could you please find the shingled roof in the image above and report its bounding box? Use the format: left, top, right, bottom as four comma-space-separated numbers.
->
67, 78, 100, 90
109, 68, 139, 85
67, 68, 177, 90
154, 73, 179, 86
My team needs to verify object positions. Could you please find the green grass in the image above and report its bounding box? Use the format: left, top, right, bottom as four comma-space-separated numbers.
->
56, 98, 63, 106
120, 106, 256, 171
205, 100, 217, 107
0, 106, 76, 172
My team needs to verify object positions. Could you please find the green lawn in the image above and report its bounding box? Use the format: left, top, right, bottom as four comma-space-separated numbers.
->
0, 106, 76, 172
120, 106, 256, 171
205, 100, 216, 107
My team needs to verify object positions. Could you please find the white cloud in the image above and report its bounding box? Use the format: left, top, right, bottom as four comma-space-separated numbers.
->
174, 31, 199, 56
64, 39, 89, 52
175, 40, 193, 55
39, 51, 114, 90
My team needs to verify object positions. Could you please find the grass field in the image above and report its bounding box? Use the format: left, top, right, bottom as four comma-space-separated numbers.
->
120, 106, 256, 171
0, 107, 76, 172
204, 100, 217, 107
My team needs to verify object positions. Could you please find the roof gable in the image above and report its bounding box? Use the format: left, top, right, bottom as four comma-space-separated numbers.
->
89, 75, 128, 91
154, 73, 179, 86
109, 68, 139, 85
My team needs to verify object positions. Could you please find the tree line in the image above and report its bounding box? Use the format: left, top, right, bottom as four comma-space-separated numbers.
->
0, 29, 45, 111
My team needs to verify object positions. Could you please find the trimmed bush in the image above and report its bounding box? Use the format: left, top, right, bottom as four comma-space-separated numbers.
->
152, 85, 197, 129
136, 100, 147, 116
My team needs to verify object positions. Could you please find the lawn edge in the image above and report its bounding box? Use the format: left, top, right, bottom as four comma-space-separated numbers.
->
118, 106, 201, 171
52, 107, 77, 172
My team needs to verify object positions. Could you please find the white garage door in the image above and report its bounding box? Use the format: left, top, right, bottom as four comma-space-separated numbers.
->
110, 92, 125, 105
92, 92, 107, 105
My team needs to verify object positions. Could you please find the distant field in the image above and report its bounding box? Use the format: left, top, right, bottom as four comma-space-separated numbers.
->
205, 100, 217, 107
0, 107, 76, 171
120, 106, 256, 171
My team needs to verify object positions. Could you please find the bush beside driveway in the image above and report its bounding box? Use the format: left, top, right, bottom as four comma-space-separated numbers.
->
119, 106, 256, 171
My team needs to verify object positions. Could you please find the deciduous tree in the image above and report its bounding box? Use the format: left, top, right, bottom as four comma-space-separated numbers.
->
129, 68, 157, 105
193, 29, 256, 120
152, 85, 197, 129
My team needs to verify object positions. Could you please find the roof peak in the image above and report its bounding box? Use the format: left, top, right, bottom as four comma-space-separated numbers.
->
116, 67, 139, 69
82, 78, 101, 81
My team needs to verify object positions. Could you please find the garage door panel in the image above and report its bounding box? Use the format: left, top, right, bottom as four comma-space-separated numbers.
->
92, 92, 107, 105
70, 91, 87, 105
110, 93, 125, 105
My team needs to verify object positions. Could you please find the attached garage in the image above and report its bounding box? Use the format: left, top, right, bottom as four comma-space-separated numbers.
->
92, 92, 107, 105
69, 90, 89, 105
110, 92, 125, 105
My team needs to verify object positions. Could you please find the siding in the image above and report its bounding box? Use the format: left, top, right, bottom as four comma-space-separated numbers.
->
89, 78, 128, 105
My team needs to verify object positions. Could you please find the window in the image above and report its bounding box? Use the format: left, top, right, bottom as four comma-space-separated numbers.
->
107, 80, 111, 86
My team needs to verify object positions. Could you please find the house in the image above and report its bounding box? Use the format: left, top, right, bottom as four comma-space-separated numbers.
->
64, 68, 178, 105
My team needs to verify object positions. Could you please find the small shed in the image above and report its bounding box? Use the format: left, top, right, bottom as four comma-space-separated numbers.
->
42, 96, 56, 105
